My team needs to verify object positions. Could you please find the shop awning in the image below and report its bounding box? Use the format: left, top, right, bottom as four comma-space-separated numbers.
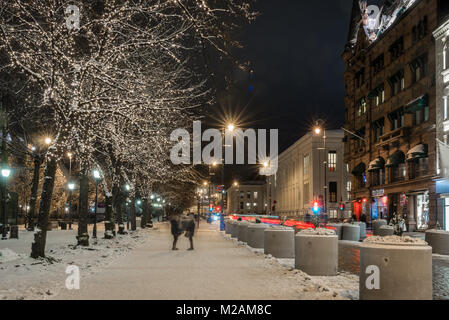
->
405, 94, 428, 114
386, 150, 405, 167
351, 162, 366, 176
407, 144, 428, 161
368, 157, 385, 172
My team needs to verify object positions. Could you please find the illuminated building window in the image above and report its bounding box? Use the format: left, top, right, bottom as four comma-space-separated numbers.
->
328, 151, 337, 172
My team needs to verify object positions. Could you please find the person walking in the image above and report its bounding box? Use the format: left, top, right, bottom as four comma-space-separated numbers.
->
169, 213, 180, 250
185, 213, 195, 250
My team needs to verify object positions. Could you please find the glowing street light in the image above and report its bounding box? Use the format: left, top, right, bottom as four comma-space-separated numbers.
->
233, 181, 239, 187
1, 168, 11, 178
227, 123, 235, 132
44, 137, 52, 145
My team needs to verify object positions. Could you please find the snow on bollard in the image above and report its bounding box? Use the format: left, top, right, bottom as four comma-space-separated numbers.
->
295, 228, 338, 276
230, 220, 239, 238
359, 236, 432, 300
327, 223, 343, 240
372, 219, 387, 236
264, 226, 295, 258
425, 229, 449, 255
247, 223, 268, 248
378, 225, 394, 237
342, 223, 360, 242
237, 221, 250, 243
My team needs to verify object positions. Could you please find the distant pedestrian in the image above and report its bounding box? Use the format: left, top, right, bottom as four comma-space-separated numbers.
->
169, 213, 180, 250
185, 213, 195, 250
360, 213, 367, 223
352, 213, 357, 221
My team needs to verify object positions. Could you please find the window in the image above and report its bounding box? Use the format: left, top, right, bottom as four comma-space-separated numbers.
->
355, 69, 365, 88
357, 98, 367, 117
412, 16, 428, 43
444, 97, 448, 121
328, 151, 337, 172
373, 118, 385, 142
410, 158, 429, 179
444, 44, 449, 71
372, 54, 384, 76
254, 192, 258, 199
389, 70, 405, 96
410, 54, 427, 83
247, 191, 251, 199
303, 154, 310, 177
346, 181, 352, 201
389, 108, 405, 130
414, 105, 429, 125
329, 182, 337, 203
240, 191, 244, 199
389, 37, 404, 61
392, 163, 406, 182
360, 172, 367, 188
373, 85, 385, 106
372, 169, 385, 186
303, 182, 309, 206
240, 202, 244, 210
329, 209, 338, 219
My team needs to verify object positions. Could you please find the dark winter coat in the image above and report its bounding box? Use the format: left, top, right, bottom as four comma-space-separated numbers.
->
185, 216, 195, 237
170, 217, 180, 236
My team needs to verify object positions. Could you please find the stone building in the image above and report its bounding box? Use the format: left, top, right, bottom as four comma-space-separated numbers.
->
267, 130, 350, 219
343, 0, 448, 231
226, 181, 267, 215
432, 1, 449, 231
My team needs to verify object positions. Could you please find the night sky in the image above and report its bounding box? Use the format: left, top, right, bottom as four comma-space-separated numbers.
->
209, 0, 360, 182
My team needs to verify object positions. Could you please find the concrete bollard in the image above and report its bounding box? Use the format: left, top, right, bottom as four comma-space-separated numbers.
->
372, 219, 388, 236
295, 228, 338, 276
327, 223, 343, 240
359, 236, 432, 300
354, 222, 367, 240
247, 223, 268, 248
378, 225, 394, 237
425, 229, 449, 255
342, 223, 360, 242
237, 221, 250, 243
264, 227, 295, 258
225, 220, 232, 235
230, 221, 240, 238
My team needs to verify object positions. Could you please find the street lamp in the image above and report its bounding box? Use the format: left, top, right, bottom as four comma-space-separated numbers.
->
1, 166, 11, 240
68, 182, 75, 230
313, 119, 327, 220
44, 137, 52, 145
92, 169, 101, 238
67, 152, 73, 177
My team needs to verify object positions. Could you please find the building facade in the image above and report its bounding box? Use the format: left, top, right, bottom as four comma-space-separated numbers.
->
267, 130, 350, 219
343, 0, 447, 231
226, 182, 267, 215
432, 1, 449, 231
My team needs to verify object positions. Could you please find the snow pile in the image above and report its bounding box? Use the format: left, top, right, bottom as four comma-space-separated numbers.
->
299, 228, 336, 236
364, 235, 427, 245
0, 249, 23, 262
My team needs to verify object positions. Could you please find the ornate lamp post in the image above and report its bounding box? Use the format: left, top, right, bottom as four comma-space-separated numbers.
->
313, 120, 327, 220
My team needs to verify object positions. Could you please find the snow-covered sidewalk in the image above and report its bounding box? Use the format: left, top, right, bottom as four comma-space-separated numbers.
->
45, 222, 358, 300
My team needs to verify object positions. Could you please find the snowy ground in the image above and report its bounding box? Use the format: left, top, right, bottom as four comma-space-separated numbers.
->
1, 221, 359, 300
0, 224, 152, 300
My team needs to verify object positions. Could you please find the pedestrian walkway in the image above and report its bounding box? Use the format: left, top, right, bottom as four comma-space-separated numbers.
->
53, 222, 357, 300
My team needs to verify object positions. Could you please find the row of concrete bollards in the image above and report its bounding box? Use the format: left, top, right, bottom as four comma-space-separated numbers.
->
224, 219, 444, 300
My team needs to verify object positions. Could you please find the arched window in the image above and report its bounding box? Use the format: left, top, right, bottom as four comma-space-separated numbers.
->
386, 150, 406, 182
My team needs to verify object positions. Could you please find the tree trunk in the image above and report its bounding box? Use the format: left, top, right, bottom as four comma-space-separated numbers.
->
30, 157, 57, 258
76, 170, 89, 246
141, 198, 148, 228
27, 156, 42, 231
130, 196, 136, 231
113, 183, 125, 234
104, 194, 115, 239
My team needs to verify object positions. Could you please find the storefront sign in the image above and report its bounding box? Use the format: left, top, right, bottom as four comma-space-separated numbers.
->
372, 189, 385, 197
